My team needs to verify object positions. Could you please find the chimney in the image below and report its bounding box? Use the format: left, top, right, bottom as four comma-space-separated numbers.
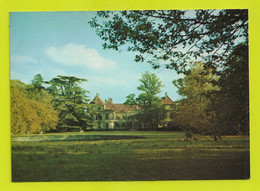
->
108, 97, 113, 104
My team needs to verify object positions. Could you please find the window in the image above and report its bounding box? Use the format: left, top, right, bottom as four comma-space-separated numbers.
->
114, 122, 120, 129
98, 122, 101, 129
96, 114, 102, 120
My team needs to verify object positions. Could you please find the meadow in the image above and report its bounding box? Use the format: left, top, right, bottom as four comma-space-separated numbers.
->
11, 131, 250, 181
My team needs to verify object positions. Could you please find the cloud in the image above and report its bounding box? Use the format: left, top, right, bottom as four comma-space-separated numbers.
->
45, 43, 116, 70
11, 55, 38, 64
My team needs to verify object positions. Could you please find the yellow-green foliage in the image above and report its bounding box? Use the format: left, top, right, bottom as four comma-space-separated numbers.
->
11, 80, 59, 135
172, 63, 220, 135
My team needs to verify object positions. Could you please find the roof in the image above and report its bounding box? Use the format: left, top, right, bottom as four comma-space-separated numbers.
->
90, 94, 105, 106
105, 99, 115, 110
112, 104, 140, 112
105, 102, 140, 112
161, 93, 175, 105
90, 94, 140, 113
91, 92, 174, 112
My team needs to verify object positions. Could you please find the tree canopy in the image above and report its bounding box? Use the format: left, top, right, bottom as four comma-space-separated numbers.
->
124, 71, 165, 129
172, 62, 220, 139
208, 43, 249, 135
46, 75, 92, 131
31, 73, 44, 90
10, 79, 59, 135
124, 93, 137, 105
89, 9, 248, 73
91, 9, 249, 138
137, 71, 164, 108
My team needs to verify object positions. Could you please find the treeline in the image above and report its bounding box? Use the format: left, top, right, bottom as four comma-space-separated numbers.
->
11, 71, 167, 134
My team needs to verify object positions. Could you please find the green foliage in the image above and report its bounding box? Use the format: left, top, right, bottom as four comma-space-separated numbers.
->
208, 43, 249, 135
123, 94, 137, 105
31, 74, 44, 90
137, 105, 166, 130
124, 71, 164, 108
136, 71, 164, 108
46, 75, 93, 131
10, 80, 59, 135
89, 10, 248, 73
173, 63, 219, 99
124, 71, 165, 129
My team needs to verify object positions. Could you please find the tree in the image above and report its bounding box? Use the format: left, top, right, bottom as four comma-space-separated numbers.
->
124, 71, 165, 130
89, 10, 248, 73
10, 80, 59, 135
124, 71, 164, 108
172, 62, 220, 140
124, 93, 137, 105
136, 103, 166, 130
31, 73, 44, 90
208, 42, 249, 135
136, 71, 164, 108
46, 75, 92, 131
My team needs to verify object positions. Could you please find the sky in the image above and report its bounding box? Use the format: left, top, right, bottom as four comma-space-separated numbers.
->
10, 11, 182, 103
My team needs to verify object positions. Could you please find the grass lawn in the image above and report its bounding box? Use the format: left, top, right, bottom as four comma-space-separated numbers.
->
11, 131, 250, 181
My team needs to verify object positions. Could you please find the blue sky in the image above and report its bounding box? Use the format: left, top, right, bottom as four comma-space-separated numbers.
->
10, 11, 182, 103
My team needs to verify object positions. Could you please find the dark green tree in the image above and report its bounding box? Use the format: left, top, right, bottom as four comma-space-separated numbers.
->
208, 42, 249, 135
46, 75, 92, 131
31, 73, 44, 90
136, 103, 166, 130
89, 9, 248, 73
27, 74, 51, 102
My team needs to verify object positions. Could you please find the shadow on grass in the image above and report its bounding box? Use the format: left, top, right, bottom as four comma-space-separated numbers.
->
11, 132, 250, 181
11, 135, 147, 142
12, 149, 250, 182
